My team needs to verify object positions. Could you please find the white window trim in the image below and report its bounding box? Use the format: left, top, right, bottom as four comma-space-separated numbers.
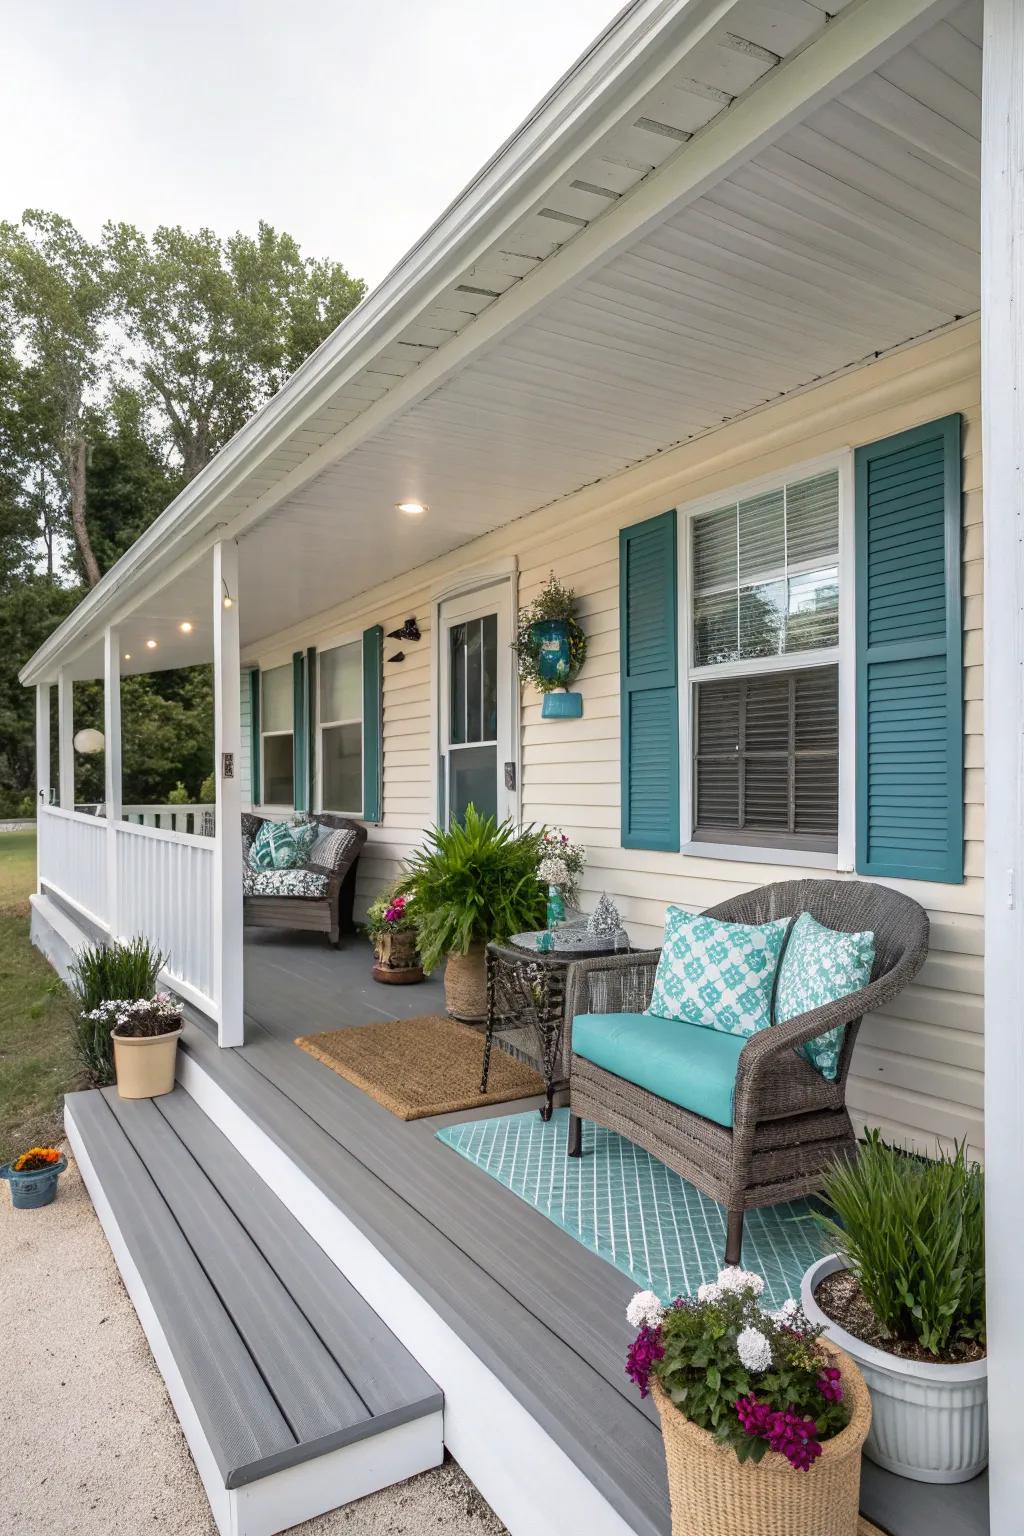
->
315, 631, 364, 819
259, 660, 295, 813
676, 450, 855, 871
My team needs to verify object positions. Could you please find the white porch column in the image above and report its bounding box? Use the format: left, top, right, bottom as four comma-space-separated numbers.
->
212, 540, 244, 1046
36, 682, 50, 896
103, 627, 122, 942
982, 1, 1024, 1528
57, 666, 74, 809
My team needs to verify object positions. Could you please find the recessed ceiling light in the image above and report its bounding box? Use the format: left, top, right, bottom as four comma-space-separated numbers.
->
179, 620, 193, 633
146, 639, 158, 649
395, 500, 428, 516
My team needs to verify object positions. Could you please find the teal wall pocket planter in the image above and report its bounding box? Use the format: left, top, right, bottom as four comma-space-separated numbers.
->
542, 691, 583, 719
531, 619, 572, 684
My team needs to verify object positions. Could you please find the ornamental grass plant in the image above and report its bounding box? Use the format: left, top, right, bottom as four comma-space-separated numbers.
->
626, 1269, 851, 1469
400, 806, 547, 972
815, 1129, 985, 1358
69, 937, 167, 1084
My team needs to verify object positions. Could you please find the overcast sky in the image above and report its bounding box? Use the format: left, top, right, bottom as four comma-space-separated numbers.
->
2, 0, 620, 289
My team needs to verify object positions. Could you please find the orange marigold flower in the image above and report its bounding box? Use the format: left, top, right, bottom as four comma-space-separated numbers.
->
12, 1146, 61, 1172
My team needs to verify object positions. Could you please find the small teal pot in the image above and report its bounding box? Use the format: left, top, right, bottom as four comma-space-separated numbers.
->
541, 690, 583, 719
1, 1154, 67, 1209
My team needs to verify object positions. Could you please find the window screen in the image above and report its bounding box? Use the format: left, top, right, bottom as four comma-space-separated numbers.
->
692, 666, 839, 851
318, 640, 362, 814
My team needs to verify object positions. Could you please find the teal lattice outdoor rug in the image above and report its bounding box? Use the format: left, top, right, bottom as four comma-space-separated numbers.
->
436, 1108, 824, 1308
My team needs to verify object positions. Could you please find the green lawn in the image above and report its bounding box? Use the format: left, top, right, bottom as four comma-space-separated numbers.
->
0, 829, 82, 1164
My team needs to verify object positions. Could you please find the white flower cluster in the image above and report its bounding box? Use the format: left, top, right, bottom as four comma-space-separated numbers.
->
85, 993, 181, 1027
716, 1266, 765, 1297
538, 828, 586, 903
737, 1325, 773, 1373
537, 855, 570, 887
626, 1290, 664, 1331
775, 1298, 800, 1325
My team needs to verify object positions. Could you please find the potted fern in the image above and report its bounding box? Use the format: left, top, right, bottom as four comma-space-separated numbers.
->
801, 1132, 986, 1483
401, 806, 547, 1020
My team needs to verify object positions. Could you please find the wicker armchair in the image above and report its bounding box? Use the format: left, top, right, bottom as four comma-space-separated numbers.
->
565, 879, 929, 1266
242, 813, 366, 948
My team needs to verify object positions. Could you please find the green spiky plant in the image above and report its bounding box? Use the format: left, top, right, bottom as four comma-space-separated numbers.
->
400, 806, 547, 972
815, 1130, 985, 1357
68, 936, 167, 1085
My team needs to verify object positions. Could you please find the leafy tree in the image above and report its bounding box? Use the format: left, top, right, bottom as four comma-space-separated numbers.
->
105, 220, 365, 477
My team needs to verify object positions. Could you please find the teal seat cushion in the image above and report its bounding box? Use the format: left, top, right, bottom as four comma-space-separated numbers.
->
572, 1012, 746, 1128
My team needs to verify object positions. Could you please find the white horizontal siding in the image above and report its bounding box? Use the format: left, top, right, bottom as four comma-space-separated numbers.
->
242, 321, 984, 1159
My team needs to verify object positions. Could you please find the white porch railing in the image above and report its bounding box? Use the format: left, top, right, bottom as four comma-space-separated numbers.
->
115, 821, 217, 1016
37, 805, 219, 1022
37, 806, 108, 928
122, 803, 215, 837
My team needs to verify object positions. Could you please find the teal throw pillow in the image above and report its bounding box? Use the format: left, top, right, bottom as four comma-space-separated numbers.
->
775, 913, 875, 1081
248, 818, 317, 872
646, 908, 790, 1038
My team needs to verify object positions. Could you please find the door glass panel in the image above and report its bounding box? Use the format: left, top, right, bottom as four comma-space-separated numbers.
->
322, 722, 361, 812
448, 614, 499, 746
449, 744, 497, 825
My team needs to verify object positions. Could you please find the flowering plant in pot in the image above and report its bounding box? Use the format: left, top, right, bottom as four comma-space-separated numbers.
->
802, 1131, 986, 1484
536, 827, 586, 927
400, 806, 547, 1020
87, 993, 184, 1100
626, 1268, 870, 1536
366, 886, 423, 985
1, 1145, 67, 1209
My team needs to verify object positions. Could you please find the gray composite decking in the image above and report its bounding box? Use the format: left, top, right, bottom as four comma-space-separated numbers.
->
168, 927, 988, 1536
65, 1083, 442, 1490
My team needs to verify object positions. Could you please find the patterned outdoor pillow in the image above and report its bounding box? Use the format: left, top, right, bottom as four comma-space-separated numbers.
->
248, 818, 318, 871
243, 866, 329, 899
307, 827, 359, 874
241, 812, 263, 862
646, 908, 790, 1038
775, 913, 875, 1081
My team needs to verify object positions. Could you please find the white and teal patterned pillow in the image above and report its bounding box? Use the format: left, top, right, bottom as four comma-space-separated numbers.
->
646, 909, 790, 1037
248, 818, 318, 872
775, 913, 875, 1081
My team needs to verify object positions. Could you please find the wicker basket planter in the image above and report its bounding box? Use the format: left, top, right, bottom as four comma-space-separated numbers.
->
372, 928, 424, 986
650, 1344, 871, 1536
444, 945, 487, 1021
802, 1255, 988, 1484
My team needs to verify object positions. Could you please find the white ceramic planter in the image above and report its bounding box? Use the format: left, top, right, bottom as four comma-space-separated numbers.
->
801, 1254, 987, 1484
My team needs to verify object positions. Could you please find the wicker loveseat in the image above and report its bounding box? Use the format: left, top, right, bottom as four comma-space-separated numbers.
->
565, 879, 929, 1266
241, 812, 366, 947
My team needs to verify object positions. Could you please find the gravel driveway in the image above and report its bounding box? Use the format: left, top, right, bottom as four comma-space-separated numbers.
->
0, 1147, 506, 1536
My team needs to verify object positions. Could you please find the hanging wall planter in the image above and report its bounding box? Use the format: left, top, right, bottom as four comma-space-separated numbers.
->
514, 574, 587, 719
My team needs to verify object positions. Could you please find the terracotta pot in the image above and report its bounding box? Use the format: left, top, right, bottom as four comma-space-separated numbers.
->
112, 1027, 182, 1099
650, 1343, 871, 1536
444, 945, 487, 1021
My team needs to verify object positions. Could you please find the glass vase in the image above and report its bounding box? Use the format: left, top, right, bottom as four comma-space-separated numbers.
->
546, 884, 566, 929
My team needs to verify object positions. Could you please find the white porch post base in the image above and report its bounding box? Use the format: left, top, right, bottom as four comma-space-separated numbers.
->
213, 541, 244, 1047
981, 0, 1024, 1529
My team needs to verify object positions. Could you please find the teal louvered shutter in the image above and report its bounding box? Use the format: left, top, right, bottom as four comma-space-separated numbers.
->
292, 651, 308, 812
620, 510, 680, 851
854, 414, 963, 883
247, 668, 261, 806
362, 625, 383, 823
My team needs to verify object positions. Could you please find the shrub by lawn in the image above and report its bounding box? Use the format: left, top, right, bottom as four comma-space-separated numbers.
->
0, 829, 81, 1164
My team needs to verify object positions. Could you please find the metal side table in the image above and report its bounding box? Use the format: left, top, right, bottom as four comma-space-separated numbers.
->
480, 935, 630, 1120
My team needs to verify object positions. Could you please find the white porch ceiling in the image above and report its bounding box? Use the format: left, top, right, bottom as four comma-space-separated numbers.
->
237, 2, 980, 646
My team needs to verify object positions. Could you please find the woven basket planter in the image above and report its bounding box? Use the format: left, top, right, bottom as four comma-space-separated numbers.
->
444, 945, 487, 1021
372, 929, 424, 985
650, 1344, 871, 1536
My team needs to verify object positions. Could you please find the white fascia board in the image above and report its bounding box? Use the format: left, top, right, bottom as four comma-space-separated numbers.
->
19, 0, 956, 687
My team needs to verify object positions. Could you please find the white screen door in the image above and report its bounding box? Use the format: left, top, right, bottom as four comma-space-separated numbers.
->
438, 580, 516, 825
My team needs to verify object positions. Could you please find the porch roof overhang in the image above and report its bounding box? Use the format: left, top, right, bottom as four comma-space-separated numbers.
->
20, 0, 980, 686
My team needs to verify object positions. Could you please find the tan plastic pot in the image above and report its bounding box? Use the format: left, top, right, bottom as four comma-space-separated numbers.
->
650, 1344, 871, 1536
444, 945, 487, 1022
112, 1027, 182, 1099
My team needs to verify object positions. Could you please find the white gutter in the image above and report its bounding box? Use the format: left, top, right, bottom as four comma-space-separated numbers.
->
20, 0, 734, 686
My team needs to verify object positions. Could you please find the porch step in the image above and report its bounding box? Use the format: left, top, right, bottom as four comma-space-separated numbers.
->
65, 1086, 443, 1536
